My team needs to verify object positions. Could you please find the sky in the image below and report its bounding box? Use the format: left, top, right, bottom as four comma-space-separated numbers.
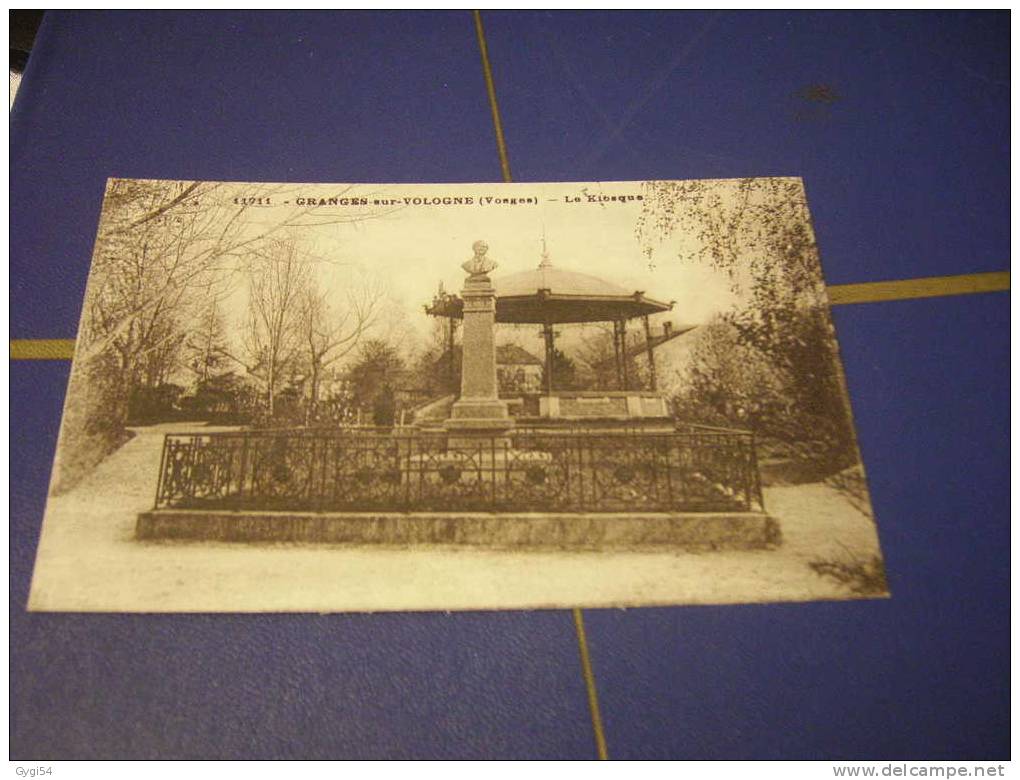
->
201, 180, 752, 364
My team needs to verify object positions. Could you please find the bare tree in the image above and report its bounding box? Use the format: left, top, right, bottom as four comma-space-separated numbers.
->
574, 324, 619, 389
81, 179, 397, 368
237, 240, 311, 418
185, 299, 230, 384
83, 180, 243, 369
412, 316, 460, 396
573, 323, 643, 390
136, 314, 187, 389
298, 274, 384, 424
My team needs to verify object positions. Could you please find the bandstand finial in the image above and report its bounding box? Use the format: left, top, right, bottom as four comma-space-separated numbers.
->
538, 229, 553, 270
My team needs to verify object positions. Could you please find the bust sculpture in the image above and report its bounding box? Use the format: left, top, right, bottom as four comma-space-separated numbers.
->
461, 240, 498, 277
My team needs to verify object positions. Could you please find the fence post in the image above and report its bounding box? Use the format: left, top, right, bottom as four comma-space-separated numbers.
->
153, 435, 169, 509
577, 435, 586, 510
663, 434, 675, 509
237, 433, 249, 505
490, 436, 497, 507
751, 432, 764, 511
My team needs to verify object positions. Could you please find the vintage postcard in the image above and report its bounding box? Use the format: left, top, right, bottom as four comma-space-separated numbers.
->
27, 178, 887, 612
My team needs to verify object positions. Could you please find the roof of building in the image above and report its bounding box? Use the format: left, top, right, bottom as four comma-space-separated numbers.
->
496, 344, 543, 366
624, 324, 698, 359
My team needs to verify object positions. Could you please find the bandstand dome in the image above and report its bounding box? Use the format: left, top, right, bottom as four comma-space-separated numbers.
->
427, 252, 673, 325
496, 265, 634, 299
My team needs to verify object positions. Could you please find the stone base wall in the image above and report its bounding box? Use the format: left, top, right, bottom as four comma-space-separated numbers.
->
137, 510, 780, 551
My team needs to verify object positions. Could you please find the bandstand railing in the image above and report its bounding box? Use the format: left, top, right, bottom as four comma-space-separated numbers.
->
151, 427, 764, 514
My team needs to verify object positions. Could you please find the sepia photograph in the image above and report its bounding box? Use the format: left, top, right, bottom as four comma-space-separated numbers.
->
28, 178, 887, 612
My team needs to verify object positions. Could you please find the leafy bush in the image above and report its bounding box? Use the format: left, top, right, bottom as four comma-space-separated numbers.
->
809, 554, 888, 596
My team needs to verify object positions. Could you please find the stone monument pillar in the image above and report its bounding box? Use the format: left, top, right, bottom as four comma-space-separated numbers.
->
446, 240, 513, 435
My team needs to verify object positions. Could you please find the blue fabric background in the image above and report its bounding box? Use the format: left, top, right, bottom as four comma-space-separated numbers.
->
10, 11, 1009, 758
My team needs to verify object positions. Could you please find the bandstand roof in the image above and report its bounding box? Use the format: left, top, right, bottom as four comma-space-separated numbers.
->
426, 253, 673, 325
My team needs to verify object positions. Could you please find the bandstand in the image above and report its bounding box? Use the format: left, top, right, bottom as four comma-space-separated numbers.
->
424, 240, 675, 428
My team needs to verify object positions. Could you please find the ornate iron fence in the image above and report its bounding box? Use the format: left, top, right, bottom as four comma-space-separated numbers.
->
151, 428, 764, 514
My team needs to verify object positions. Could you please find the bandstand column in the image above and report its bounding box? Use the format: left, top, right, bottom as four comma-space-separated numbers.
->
446, 241, 512, 435
620, 319, 630, 390
612, 320, 623, 389
643, 315, 658, 391
543, 322, 555, 394
447, 315, 457, 390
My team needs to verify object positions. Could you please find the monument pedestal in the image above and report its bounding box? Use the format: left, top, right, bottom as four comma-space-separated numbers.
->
446, 398, 513, 444
444, 240, 515, 446
448, 398, 512, 423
